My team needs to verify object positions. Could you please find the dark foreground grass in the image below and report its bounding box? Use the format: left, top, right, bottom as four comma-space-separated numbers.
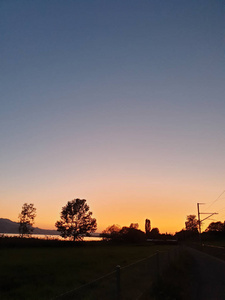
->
0, 239, 173, 300
140, 248, 196, 300
203, 239, 225, 248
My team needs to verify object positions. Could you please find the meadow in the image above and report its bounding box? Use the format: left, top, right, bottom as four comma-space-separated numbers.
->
0, 238, 174, 300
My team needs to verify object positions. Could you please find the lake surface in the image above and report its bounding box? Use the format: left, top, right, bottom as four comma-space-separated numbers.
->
0, 233, 102, 241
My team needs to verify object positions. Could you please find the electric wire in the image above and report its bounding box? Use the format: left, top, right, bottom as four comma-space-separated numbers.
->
205, 190, 225, 210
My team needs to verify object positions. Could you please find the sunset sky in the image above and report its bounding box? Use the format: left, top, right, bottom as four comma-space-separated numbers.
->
1, 0, 225, 234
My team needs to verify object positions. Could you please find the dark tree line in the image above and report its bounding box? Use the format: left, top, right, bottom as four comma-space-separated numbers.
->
18, 202, 225, 243
175, 214, 225, 241
101, 223, 146, 243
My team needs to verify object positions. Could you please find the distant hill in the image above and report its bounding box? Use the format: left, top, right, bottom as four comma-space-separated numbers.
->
0, 218, 19, 233
0, 218, 58, 235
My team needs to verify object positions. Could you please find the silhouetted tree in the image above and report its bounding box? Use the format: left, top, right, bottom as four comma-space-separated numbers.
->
175, 229, 195, 241
55, 198, 97, 241
101, 224, 145, 243
120, 226, 146, 243
185, 215, 198, 232
101, 224, 121, 241
129, 223, 139, 229
149, 227, 160, 239
205, 221, 225, 232
145, 219, 151, 236
18, 203, 36, 237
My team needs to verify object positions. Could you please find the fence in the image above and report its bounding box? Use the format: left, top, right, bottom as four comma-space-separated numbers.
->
51, 246, 180, 300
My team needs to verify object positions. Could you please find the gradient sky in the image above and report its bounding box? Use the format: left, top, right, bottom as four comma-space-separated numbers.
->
1, 0, 225, 234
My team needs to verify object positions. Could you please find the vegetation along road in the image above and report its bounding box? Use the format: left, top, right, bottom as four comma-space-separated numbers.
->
186, 246, 225, 300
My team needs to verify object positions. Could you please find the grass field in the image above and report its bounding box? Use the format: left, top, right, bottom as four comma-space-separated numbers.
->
203, 239, 225, 247
0, 239, 174, 300
142, 248, 195, 300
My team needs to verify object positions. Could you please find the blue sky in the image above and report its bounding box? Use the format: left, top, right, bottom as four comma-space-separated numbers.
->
1, 0, 225, 232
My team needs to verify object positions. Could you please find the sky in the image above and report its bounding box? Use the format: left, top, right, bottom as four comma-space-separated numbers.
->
1, 0, 225, 234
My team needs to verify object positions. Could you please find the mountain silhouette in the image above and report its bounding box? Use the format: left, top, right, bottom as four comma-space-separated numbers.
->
0, 218, 58, 235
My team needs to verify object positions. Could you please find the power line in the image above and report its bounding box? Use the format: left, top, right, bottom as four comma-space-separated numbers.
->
205, 190, 225, 210
213, 205, 225, 214
197, 203, 218, 245
216, 214, 225, 220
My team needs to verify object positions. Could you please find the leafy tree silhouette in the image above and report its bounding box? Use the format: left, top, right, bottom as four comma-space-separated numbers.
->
205, 221, 225, 232
120, 225, 146, 243
101, 223, 146, 243
129, 223, 139, 229
145, 219, 151, 237
55, 198, 97, 241
149, 227, 160, 239
18, 203, 36, 237
101, 224, 121, 241
185, 215, 198, 232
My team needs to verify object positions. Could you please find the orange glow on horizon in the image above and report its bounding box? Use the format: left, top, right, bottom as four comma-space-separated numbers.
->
2, 172, 223, 235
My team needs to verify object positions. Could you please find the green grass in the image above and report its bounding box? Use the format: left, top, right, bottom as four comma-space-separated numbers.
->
0, 241, 173, 300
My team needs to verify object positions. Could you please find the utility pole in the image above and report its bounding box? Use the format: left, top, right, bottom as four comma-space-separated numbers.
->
197, 203, 203, 236
197, 203, 218, 246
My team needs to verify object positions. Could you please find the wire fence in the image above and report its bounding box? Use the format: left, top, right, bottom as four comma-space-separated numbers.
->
51, 246, 180, 300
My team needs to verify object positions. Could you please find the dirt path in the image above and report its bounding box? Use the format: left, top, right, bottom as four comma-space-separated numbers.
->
186, 247, 225, 300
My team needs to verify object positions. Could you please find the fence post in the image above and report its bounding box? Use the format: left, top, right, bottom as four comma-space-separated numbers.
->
116, 265, 121, 300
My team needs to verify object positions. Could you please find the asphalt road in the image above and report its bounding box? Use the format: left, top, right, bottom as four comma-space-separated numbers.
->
186, 247, 225, 300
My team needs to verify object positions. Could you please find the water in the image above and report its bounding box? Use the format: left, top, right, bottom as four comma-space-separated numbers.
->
0, 233, 102, 241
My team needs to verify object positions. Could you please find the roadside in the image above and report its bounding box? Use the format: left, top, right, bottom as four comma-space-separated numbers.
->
140, 245, 225, 300
186, 247, 225, 300
140, 247, 195, 300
